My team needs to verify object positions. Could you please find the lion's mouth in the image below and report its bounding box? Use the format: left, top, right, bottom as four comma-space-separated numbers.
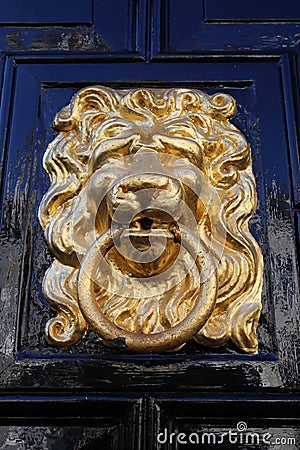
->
136, 217, 154, 231
103, 223, 180, 278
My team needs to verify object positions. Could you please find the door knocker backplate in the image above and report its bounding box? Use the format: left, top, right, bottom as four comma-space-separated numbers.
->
38, 86, 263, 353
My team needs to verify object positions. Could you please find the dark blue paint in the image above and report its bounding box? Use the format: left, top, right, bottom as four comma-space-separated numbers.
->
154, 0, 300, 54
205, 0, 300, 21
0, 0, 92, 25
0, 1, 299, 449
0, 55, 297, 384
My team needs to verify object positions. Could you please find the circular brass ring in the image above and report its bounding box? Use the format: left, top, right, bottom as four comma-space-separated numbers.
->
77, 226, 218, 352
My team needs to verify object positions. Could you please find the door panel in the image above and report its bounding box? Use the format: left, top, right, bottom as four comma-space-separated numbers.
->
0, 56, 298, 390
0, 1, 299, 449
0, 0, 146, 73
152, 0, 300, 54
150, 398, 300, 449
204, 0, 300, 22
0, 398, 142, 450
0, 1, 93, 25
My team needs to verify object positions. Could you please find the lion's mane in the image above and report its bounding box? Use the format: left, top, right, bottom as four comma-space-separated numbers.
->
39, 86, 263, 353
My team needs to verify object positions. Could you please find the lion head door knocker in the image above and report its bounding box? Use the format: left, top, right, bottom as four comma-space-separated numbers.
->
38, 86, 263, 353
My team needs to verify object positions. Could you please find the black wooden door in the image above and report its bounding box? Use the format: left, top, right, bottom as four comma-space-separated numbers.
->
0, 1, 299, 449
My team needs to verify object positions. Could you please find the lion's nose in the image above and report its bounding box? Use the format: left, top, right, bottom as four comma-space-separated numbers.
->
130, 147, 165, 175
106, 173, 184, 225
112, 175, 171, 194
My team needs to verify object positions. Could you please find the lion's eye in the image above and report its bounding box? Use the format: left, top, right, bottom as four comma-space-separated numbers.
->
170, 130, 188, 138
166, 125, 196, 139
104, 123, 130, 138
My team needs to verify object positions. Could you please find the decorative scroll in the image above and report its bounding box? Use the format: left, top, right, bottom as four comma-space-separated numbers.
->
39, 86, 263, 353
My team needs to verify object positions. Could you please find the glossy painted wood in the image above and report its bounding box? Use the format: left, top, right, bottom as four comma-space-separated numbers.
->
0, 1, 299, 448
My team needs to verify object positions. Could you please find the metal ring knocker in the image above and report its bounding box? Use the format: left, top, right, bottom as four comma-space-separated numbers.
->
77, 225, 218, 352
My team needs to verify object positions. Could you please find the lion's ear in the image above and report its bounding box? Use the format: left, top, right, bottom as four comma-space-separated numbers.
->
53, 86, 120, 134
54, 105, 74, 131
206, 93, 236, 120
201, 130, 250, 189
202, 140, 226, 156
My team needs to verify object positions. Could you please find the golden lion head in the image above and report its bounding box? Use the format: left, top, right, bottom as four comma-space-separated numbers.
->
39, 86, 263, 353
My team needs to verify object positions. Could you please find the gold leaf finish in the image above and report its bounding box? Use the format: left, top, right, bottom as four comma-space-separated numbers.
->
39, 86, 263, 353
